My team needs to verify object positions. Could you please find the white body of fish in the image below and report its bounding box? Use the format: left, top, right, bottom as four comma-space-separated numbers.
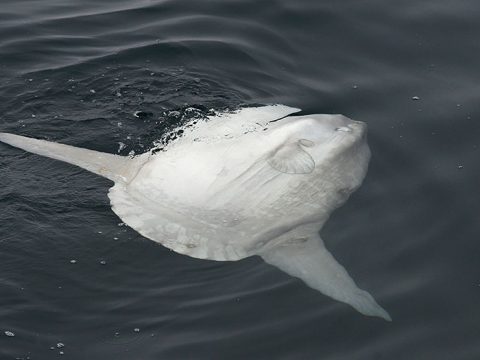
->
0, 105, 390, 321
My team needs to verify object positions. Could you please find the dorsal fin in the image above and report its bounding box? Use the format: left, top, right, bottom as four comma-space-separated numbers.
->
0, 132, 146, 183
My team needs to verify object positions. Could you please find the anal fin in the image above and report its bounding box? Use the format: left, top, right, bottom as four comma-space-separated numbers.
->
259, 234, 391, 321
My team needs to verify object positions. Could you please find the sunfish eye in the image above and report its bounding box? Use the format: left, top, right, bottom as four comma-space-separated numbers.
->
335, 126, 352, 132
299, 139, 315, 147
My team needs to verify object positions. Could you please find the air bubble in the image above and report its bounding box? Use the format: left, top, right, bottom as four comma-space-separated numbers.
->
117, 142, 127, 153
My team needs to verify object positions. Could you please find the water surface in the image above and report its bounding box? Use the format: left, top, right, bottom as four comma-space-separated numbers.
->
0, 0, 479, 359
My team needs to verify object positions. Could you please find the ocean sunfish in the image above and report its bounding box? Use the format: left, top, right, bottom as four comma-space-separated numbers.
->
0, 105, 390, 321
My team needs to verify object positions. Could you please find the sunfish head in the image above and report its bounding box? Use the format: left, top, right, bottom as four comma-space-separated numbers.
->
258, 113, 371, 219
267, 114, 370, 179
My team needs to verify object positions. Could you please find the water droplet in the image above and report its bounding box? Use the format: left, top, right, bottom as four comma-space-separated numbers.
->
117, 142, 126, 153
136, 110, 153, 119
69, 259, 77, 264
4, 331, 15, 337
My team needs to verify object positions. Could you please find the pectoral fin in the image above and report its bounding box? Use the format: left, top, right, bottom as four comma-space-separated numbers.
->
259, 235, 391, 321
268, 140, 315, 174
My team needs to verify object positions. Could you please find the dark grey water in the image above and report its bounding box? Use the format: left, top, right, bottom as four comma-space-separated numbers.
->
0, 0, 479, 358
